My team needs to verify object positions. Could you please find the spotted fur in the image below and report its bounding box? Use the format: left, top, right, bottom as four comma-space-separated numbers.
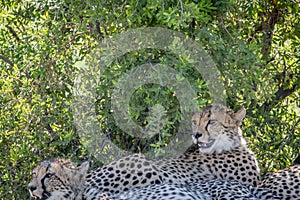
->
29, 104, 261, 199
259, 165, 300, 200
115, 179, 280, 200
28, 159, 277, 200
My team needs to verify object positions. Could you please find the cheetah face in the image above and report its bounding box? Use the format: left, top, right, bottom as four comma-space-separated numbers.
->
28, 161, 70, 200
28, 162, 51, 200
191, 104, 247, 154
28, 159, 89, 200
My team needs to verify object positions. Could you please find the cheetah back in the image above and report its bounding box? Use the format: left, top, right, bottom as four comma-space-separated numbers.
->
259, 165, 300, 200
84, 154, 163, 196
115, 179, 279, 200
156, 146, 260, 186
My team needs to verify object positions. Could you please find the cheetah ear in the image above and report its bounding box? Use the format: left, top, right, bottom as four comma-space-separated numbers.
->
232, 107, 246, 122
63, 161, 89, 183
78, 161, 89, 175
76, 161, 89, 181
192, 109, 200, 115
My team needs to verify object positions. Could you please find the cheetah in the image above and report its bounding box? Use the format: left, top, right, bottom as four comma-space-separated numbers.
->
259, 165, 300, 200
154, 104, 260, 186
28, 158, 279, 200
29, 104, 261, 199
29, 155, 162, 200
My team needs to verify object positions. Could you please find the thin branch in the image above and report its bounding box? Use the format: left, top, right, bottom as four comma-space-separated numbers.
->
218, 13, 235, 42
260, 6, 281, 58
178, 0, 184, 17
0, 55, 14, 67
45, 124, 56, 140
247, 71, 300, 116
6, 25, 20, 41
259, 82, 299, 113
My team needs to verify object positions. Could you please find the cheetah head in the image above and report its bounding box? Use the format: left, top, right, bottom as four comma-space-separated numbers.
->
191, 104, 247, 154
28, 159, 89, 200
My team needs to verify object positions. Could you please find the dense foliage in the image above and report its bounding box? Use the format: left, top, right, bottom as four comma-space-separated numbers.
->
0, 0, 299, 199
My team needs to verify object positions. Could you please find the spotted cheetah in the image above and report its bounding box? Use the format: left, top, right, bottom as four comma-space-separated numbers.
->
154, 104, 259, 186
29, 104, 261, 199
28, 158, 278, 200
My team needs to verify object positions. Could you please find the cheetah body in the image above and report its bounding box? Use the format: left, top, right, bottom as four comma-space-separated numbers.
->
259, 165, 300, 200
28, 104, 262, 199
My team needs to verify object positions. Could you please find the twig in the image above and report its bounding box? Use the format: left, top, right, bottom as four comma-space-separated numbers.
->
179, 0, 184, 17
0, 55, 14, 67
6, 25, 20, 41
218, 13, 235, 42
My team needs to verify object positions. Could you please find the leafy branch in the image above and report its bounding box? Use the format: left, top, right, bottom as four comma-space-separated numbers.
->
45, 32, 87, 69
259, 78, 300, 113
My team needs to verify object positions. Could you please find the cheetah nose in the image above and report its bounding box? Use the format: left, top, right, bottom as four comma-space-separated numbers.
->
193, 132, 203, 139
28, 185, 37, 192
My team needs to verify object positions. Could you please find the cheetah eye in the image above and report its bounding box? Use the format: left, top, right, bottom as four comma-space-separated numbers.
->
192, 120, 197, 126
208, 120, 217, 124
45, 171, 55, 178
205, 120, 217, 131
